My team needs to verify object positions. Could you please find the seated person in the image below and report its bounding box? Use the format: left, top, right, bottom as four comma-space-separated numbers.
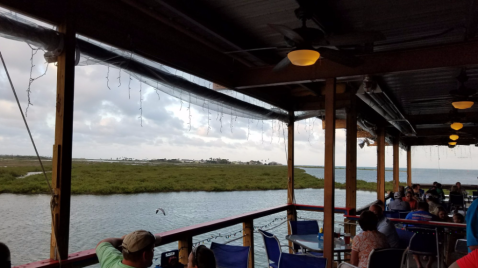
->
437, 207, 452, 222
187, 245, 216, 268
436, 183, 445, 202
466, 199, 478, 252
351, 211, 390, 268
448, 249, 478, 268
0, 242, 11, 268
454, 213, 465, 224
455, 182, 468, 197
403, 191, 418, 210
412, 184, 423, 199
426, 194, 443, 215
96, 230, 161, 268
389, 192, 410, 211
405, 201, 436, 221
369, 204, 400, 248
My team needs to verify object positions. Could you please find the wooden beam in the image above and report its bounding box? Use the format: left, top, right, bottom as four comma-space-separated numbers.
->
376, 127, 385, 203
322, 119, 347, 129
178, 237, 192, 266
403, 137, 477, 146
50, 1, 76, 260
407, 112, 478, 125
243, 219, 254, 268
407, 146, 412, 186
323, 78, 336, 268
345, 94, 357, 236
393, 137, 399, 192
287, 111, 297, 253
234, 41, 478, 89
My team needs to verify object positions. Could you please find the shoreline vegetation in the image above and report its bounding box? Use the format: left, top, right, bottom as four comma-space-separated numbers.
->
0, 158, 405, 195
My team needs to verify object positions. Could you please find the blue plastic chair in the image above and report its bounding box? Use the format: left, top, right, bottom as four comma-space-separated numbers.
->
383, 211, 400, 218
288, 221, 321, 253
210, 242, 250, 268
278, 252, 327, 268
258, 229, 287, 268
405, 227, 440, 268
396, 228, 414, 249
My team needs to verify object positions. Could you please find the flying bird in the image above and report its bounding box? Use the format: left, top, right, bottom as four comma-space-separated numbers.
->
156, 208, 166, 216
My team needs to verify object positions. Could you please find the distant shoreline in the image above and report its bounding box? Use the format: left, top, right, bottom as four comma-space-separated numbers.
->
0, 160, 404, 195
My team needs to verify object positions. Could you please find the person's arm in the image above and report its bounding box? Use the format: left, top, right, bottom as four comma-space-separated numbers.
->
449, 261, 460, 268
469, 245, 478, 251
96, 236, 125, 249
351, 250, 359, 266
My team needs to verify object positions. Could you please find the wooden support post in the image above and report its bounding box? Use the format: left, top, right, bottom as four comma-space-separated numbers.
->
286, 111, 297, 253
393, 137, 400, 192
324, 78, 336, 268
50, 1, 76, 260
178, 237, 192, 266
345, 92, 357, 236
376, 127, 386, 204
407, 146, 412, 186
243, 220, 254, 268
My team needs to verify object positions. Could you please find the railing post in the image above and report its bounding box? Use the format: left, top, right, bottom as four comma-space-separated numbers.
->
377, 127, 386, 204
178, 237, 192, 267
287, 111, 297, 253
50, 0, 76, 260
243, 219, 254, 268
324, 78, 336, 268
345, 90, 357, 236
393, 137, 400, 192
407, 146, 412, 186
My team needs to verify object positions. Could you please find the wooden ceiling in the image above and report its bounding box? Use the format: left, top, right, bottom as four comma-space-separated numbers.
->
1, 0, 478, 146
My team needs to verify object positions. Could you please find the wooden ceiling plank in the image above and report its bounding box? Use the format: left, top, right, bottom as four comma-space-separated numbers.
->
234, 41, 478, 89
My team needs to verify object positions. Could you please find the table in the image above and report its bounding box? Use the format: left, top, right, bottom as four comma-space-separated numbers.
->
285, 234, 352, 262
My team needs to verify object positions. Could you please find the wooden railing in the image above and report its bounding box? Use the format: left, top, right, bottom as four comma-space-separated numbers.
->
14, 204, 352, 268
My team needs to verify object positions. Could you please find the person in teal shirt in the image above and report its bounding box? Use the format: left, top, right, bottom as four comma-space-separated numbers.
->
96, 230, 161, 268
466, 198, 478, 252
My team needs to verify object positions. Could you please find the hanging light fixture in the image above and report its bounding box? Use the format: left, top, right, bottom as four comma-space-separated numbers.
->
452, 101, 474, 109
448, 141, 457, 146
450, 134, 459, 140
287, 49, 320, 66
450, 122, 463, 131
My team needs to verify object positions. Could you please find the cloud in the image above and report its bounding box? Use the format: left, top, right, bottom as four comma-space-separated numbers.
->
1, 36, 478, 168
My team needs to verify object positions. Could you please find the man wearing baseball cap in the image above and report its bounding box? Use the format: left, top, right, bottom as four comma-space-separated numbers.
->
96, 230, 161, 268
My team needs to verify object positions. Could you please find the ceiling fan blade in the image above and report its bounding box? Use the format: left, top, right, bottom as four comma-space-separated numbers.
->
272, 57, 291, 72
326, 31, 386, 46
410, 97, 451, 104
317, 47, 363, 67
268, 24, 305, 45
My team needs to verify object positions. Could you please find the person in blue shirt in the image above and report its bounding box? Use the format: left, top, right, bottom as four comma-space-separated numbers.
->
466, 198, 478, 252
405, 201, 436, 221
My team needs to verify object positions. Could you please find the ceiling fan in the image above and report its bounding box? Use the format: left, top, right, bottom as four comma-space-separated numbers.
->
411, 70, 478, 108
226, 7, 385, 72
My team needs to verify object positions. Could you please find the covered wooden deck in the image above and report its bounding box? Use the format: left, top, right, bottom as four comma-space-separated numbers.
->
0, 0, 477, 268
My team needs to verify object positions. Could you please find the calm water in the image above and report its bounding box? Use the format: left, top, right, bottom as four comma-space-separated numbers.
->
0, 189, 376, 267
300, 167, 478, 185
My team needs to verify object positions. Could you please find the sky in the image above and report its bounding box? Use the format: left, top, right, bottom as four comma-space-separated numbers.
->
0, 23, 477, 169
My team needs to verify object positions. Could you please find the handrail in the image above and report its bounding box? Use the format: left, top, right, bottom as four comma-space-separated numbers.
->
344, 215, 467, 229
14, 204, 292, 268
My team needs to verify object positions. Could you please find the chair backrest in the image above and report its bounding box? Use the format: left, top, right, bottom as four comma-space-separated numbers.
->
383, 211, 400, 219
289, 220, 320, 235
455, 239, 468, 254
210, 242, 250, 268
407, 228, 437, 255
258, 229, 281, 265
278, 252, 327, 268
396, 229, 414, 249
398, 211, 410, 219
367, 248, 406, 268
449, 194, 464, 205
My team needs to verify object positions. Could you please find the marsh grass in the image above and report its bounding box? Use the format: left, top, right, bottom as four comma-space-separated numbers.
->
0, 161, 400, 194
